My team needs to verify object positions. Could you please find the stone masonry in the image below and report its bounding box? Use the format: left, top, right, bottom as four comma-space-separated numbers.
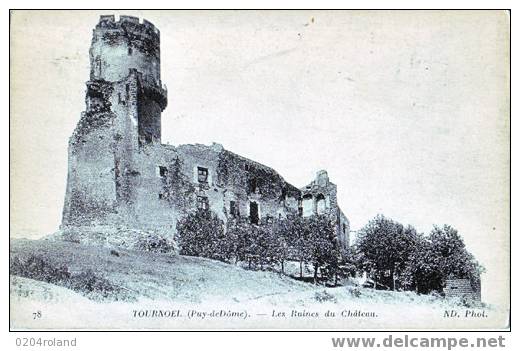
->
61, 15, 350, 251
444, 278, 481, 301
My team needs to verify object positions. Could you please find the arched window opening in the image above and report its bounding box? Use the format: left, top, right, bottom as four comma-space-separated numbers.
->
316, 193, 326, 215
302, 194, 314, 217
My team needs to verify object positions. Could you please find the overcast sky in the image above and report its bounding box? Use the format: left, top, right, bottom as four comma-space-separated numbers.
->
10, 10, 509, 306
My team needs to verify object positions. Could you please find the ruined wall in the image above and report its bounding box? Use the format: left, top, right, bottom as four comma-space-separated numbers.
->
444, 279, 481, 301
90, 15, 161, 85
174, 143, 227, 221
216, 148, 301, 222
62, 15, 351, 255
62, 114, 117, 226
63, 16, 168, 230
90, 15, 167, 145
126, 144, 180, 232
301, 170, 350, 250
62, 78, 119, 226
337, 209, 350, 250
137, 87, 162, 144
171, 143, 301, 225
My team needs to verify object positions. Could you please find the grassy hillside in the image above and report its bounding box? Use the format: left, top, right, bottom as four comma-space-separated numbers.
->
10, 238, 316, 303
9, 238, 507, 329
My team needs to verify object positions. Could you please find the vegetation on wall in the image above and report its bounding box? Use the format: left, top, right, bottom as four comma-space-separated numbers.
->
216, 150, 298, 201
162, 157, 196, 209
66, 188, 117, 226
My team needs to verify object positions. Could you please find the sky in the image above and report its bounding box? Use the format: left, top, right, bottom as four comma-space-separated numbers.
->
10, 10, 509, 306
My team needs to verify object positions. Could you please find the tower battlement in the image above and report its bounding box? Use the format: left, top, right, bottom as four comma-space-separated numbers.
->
90, 15, 162, 84
97, 15, 160, 36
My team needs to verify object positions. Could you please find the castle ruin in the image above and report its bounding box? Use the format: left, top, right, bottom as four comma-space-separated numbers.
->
61, 15, 350, 250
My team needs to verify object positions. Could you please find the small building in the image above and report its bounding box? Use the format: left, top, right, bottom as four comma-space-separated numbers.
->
444, 278, 481, 301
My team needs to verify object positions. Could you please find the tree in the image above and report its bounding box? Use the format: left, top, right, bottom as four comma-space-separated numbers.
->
355, 215, 420, 290
270, 218, 291, 274
402, 225, 484, 294
177, 210, 349, 286
274, 214, 342, 283
176, 209, 227, 261
226, 218, 254, 267
401, 238, 442, 293
326, 246, 355, 286
429, 225, 483, 292
283, 214, 312, 278
250, 223, 272, 269
430, 225, 482, 279
307, 215, 336, 284
225, 217, 287, 272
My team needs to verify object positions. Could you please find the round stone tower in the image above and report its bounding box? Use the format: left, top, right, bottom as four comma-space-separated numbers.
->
88, 15, 167, 145
90, 15, 162, 85
63, 15, 171, 231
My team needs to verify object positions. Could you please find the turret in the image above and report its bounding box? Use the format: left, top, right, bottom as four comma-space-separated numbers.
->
87, 15, 167, 144
315, 170, 329, 187
90, 15, 161, 85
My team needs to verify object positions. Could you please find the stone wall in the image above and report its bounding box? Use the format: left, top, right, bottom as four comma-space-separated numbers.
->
61, 15, 351, 254
91, 15, 161, 85
173, 143, 301, 224
301, 170, 350, 251
444, 279, 481, 301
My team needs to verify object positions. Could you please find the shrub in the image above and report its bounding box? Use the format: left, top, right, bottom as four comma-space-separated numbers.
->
9, 255, 70, 284
349, 287, 362, 298
454, 296, 483, 308
110, 249, 120, 257
9, 254, 134, 301
314, 290, 337, 303
227, 218, 289, 272
176, 210, 227, 261
66, 269, 130, 300
135, 234, 176, 254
